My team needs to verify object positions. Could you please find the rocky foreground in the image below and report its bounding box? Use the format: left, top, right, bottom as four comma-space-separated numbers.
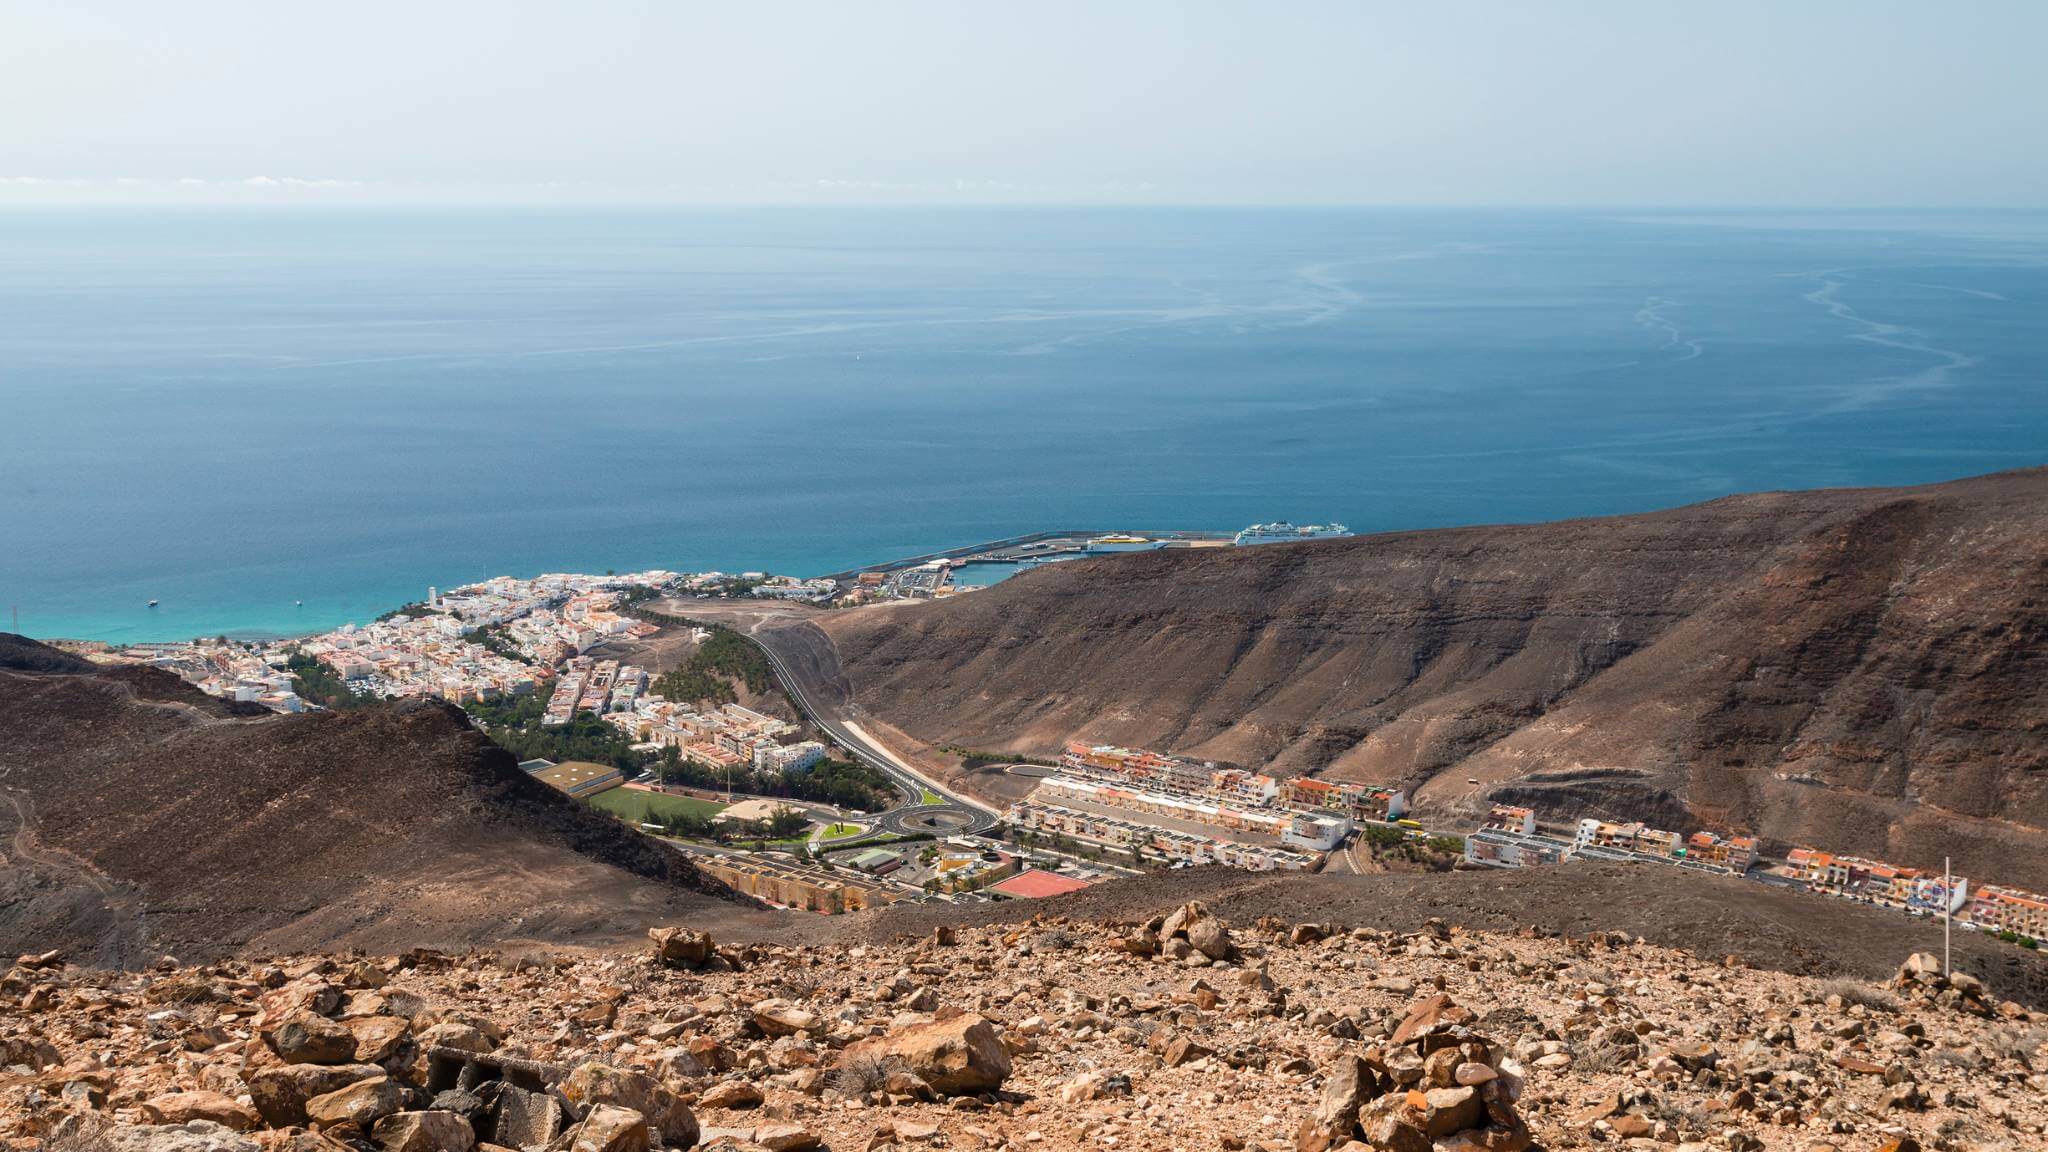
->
3, 908, 2044, 1152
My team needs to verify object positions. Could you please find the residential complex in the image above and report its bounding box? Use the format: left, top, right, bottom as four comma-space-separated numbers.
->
1029, 775, 1351, 852
1060, 741, 1405, 824
1781, 850, 1969, 914
1465, 802, 2044, 946
1018, 741, 1425, 872
604, 698, 810, 774
1576, 818, 1759, 872
1466, 807, 1761, 876
695, 854, 900, 916
1006, 799, 1319, 872
112, 641, 309, 712
543, 657, 650, 725
1966, 885, 2048, 938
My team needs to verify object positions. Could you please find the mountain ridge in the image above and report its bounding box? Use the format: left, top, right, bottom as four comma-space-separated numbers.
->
0, 634, 762, 964
819, 467, 2048, 888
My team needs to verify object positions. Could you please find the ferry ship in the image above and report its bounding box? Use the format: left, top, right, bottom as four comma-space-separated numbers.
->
1233, 521, 1352, 546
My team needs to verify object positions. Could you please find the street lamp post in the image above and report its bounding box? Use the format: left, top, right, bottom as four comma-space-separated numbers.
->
1943, 856, 1952, 977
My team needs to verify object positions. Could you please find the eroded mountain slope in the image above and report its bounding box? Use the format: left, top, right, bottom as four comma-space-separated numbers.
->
821, 469, 2048, 886
0, 634, 760, 964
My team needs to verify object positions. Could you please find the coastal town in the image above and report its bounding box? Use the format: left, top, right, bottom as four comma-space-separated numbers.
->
57, 545, 2048, 951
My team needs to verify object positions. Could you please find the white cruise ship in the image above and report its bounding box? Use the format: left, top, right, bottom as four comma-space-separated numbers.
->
1233, 521, 1352, 546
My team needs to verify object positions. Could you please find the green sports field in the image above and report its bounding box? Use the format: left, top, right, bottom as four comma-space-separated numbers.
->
586, 788, 727, 825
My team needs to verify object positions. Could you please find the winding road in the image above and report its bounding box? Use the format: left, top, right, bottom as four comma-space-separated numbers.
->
663, 599, 1000, 841
751, 637, 1000, 838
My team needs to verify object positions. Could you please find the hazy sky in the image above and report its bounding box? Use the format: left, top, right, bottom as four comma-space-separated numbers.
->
3, 1, 2042, 207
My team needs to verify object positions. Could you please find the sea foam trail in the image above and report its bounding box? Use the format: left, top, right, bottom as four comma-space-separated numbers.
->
1797, 270, 1981, 411
1632, 296, 1705, 361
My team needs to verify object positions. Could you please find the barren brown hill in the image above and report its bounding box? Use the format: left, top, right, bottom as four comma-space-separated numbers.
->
820, 468, 2048, 888
0, 634, 763, 966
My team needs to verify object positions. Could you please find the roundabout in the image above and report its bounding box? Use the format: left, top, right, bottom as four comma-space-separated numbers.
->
874, 802, 998, 837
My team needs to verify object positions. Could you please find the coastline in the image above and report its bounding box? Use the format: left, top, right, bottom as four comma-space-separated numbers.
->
26, 526, 1236, 646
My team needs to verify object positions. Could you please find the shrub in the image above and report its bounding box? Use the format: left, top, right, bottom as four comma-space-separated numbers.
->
1819, 978, 1900, 1013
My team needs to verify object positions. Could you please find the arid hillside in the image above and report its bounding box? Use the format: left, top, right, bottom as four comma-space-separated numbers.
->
0, 634, 761, 965
6, 899, 2044, 1152
821, 469, 2048, 887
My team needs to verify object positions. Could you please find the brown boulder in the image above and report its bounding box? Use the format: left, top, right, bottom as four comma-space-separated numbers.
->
650, 926, 715, 970
699, 1079, 766, 1110
265, 1011, 358, 1064
1390, 995, 1473, 1046
1419, 1087, 1482, 1138
752, 1122, 822, 1152
1295, 1055, 1375, 1152
557, 1062, 699, 1148
247, 1064, 386, 1128
305, 1076, 404, 1131
750, 998, 818, 1037
139, 1092, 261, 1132
563, 1105, 649, 1152
842, 1013, 1011, 1096
371, 1111, 476, 1152
345, 1016, 414, 1063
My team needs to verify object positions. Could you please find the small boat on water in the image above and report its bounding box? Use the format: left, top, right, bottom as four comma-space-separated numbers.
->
147, 599, 159, 608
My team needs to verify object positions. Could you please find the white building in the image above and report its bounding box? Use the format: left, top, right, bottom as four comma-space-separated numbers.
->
755, 741, 827, 774
1282, 811, 1352, 851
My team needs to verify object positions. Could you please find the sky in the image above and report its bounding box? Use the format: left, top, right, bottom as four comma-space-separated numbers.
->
2, 1, 2042, 207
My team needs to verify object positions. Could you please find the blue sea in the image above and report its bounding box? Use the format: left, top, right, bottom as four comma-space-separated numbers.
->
3, 207, 2045, 643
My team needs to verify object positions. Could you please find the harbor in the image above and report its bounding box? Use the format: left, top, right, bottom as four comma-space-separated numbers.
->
828, 523, 1349, 602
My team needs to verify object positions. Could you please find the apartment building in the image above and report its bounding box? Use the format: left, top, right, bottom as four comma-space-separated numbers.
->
1283, 777, 1408, 822
1782, 849, 1837, 888
695, 855, 897, 915
1482, 805, 1538, 836
1464, 829, 1566, 869
1060, 742, 1214, 794
1684, 830, 1760, 873
1038, 775, 1261, 831
1006, 801, 1316, 872
1210, 769, 1280, 807
1965, 885, 2048, 938
754, 740, 827, 774
1282, 810, 1352, 852
1781, 848, 1969, 913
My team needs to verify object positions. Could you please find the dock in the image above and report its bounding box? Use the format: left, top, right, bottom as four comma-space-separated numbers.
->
817, 528, 1233, 583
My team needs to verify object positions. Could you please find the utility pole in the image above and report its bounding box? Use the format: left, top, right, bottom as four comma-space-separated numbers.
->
1943, 856, 1953, 976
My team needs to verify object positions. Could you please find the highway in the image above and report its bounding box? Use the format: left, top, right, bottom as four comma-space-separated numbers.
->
745, 626, 1000, 839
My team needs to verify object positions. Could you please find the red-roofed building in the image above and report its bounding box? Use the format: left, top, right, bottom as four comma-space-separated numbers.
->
988, 869, 1095, 900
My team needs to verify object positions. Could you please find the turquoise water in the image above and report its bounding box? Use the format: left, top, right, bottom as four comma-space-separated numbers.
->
951, 543, 1166, 587
3, 208, 2045, 642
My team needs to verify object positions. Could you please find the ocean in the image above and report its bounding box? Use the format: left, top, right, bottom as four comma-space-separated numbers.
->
3, 207, 2045, 643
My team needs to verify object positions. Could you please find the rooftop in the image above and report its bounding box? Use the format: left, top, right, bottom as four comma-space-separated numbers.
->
530, 760, 621, 792
989, 868, 1095, 900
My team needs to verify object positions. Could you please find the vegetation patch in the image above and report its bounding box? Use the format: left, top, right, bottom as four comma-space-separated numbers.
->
651, 746, 896, 811
651, 624, 776, 705
944, 746, 1059, 771
285, 652, 376, 710
466, 623, 534, 665
468, 692, 645, 770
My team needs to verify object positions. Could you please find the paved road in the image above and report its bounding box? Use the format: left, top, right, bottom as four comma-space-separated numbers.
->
743, 625, 999, 840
